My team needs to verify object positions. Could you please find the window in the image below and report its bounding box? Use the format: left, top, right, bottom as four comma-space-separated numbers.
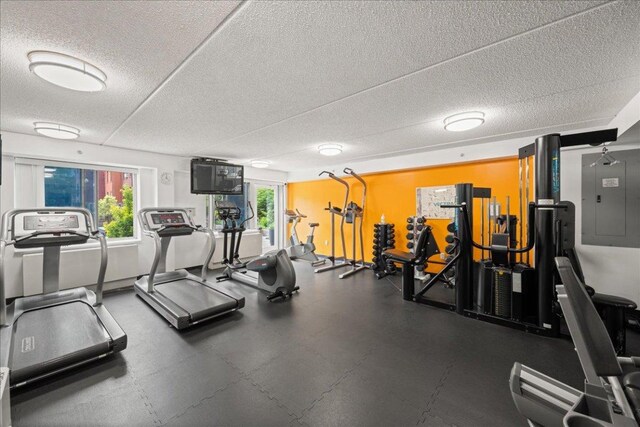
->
44, 165, 135, 239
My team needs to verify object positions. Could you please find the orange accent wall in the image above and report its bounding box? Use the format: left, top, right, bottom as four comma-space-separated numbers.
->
287, 157, 533, 267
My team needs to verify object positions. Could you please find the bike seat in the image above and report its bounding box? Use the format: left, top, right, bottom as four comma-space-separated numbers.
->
309, 223, 319, 227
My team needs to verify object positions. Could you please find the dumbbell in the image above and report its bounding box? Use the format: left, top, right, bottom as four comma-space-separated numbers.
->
416, 217, 425, 224
416, 224, 424, 231
406, 233, 414, 240
445, 235, 455, 244
406, 224, 414, 231
447, 222, 456, 233
406, 217, 414, 223
445, 244, 456, 254
407, 241, 414, 249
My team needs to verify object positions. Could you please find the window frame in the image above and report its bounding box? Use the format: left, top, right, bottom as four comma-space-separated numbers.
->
13, 157, 141, 252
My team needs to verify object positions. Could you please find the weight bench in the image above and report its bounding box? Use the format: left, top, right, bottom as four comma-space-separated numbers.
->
566, 248, 637, 355
510, 257, 640, 426
383, 226, 442, 301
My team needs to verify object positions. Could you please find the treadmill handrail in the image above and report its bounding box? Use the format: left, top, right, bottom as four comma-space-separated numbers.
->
13, 229, 91, 244
139, 208, 216, 291
0, 207, 98, 243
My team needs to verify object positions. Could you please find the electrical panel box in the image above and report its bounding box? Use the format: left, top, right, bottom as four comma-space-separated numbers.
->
582, 148, 640, 248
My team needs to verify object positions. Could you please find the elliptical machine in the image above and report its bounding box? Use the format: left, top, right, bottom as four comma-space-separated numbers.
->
285, 209, 325, 267
215, 201, 299, 300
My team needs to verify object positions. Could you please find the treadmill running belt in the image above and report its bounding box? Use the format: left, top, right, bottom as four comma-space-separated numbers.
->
155, 279, 239, 321
10, 302, 111, 384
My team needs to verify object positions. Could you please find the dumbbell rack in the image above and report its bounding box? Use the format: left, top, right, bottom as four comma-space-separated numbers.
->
440, 220, 458, 288
372, 223, 396, 279
406, 216, 428, 282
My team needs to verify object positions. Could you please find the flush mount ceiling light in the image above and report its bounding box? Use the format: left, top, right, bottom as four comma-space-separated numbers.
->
317, 143, 343, 156
444, 111, 485, 132
28, 51, 107, 92
251, 160, 271, 168
34, 122, 80, 139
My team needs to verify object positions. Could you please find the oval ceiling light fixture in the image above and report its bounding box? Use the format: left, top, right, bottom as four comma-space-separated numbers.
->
251, 160, 271, 168
443, 111, 485, 132
34, 122, 80, 139
28, 51, 107, 92
317, 143, 343, 156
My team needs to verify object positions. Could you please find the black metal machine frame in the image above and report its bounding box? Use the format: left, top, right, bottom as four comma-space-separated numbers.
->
389, 129, 631, 338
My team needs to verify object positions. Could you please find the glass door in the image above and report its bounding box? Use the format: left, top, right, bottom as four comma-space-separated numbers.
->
255, 183, 279, 253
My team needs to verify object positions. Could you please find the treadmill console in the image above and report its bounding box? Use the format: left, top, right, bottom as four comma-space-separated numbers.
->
150, 212, 187, 227
11, 210, 90, 248
142, 209, 195, 236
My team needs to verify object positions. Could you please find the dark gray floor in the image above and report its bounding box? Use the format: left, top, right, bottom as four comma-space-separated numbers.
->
10, 262, 626, 426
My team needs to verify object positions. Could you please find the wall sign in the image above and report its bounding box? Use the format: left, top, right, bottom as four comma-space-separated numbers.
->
416, 185, 456, 219
602, 177, 619, 188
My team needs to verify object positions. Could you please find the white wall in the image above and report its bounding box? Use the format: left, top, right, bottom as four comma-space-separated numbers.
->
0, 131, 287, 298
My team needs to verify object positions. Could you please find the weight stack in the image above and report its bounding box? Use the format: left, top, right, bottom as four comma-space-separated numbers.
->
493, 267, 512, 318
373, 223, 396, 279
511, 264, 537, 323
406, 216, 427, 279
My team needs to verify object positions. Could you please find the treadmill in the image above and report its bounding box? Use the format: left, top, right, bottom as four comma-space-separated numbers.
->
134, 208, 244, 329
0, 208, 127, 389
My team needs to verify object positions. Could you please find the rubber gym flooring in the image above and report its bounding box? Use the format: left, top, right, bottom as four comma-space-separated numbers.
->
11, 261, 635, 426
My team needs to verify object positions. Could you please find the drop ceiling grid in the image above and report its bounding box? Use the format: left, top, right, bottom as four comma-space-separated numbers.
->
247, 76, 639, 171
103, 1, 611, 156
189, 1, 640, 167
1, 0, 638, 172
0, 0, 240, 143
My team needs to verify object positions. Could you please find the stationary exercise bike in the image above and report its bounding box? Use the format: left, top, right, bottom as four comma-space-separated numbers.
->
215, 201, 299, 300
285, 209, 326, 267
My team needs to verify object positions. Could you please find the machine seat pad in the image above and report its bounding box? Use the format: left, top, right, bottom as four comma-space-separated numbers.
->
593, 293, 637, 310
309, 223, 319, 227
624, 372, 640, 420
383, 249, 416, 264
624, 372, 640, 389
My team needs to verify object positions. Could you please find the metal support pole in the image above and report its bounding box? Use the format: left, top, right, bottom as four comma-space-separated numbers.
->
535, 134, 561, 332
518, 159, 523, 264
95, 233, 108, 305
455, 183, 474, 314
525, 157, 531, 265
42, 246, 61, 294
0, 240, 6, 326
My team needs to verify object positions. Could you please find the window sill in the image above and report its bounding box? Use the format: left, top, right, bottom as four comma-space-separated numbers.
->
13, 238, 142, 255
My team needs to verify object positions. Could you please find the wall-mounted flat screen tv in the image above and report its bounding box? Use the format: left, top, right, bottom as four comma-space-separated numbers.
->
190, 158, 244, 195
